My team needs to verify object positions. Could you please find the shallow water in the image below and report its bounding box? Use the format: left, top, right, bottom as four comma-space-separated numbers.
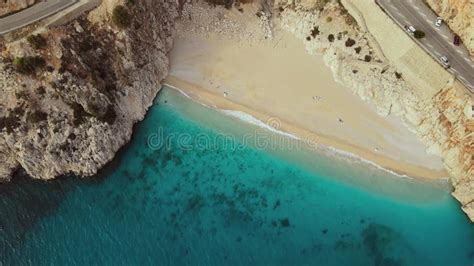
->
1, 87, 474, 266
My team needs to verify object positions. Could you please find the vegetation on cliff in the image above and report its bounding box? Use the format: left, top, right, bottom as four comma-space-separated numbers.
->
26, 34, 47, 50
0, 0, 179, 180
112, 5, 131, 28
13, 55, 45, 74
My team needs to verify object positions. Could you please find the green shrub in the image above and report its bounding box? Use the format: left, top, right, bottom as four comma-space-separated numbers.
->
27, 110, 48, 123
27, 34, 47, 49
205, 0, 233, 8
0, 107, 24, 134
99, 105, 117, 125
326, 16, 333, 23
413, 30, 425, 39
0, 116, 20, 134
344, 14, 356, 26
69, 102, 90, 126
112, 5, 131, 29
310, 26, 320, 38
88, 103, 117, 125
328, 34, 334, 42
15, 90, 29, 100
37, 86, 46, 95
345, 38, 356, 47
315, 0, 331, 10
13, 56, 45, 74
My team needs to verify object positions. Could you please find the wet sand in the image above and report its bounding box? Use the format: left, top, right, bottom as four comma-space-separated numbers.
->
164, 4, 447, 180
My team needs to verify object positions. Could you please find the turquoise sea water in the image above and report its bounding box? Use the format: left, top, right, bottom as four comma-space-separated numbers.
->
1, 87, 474, 266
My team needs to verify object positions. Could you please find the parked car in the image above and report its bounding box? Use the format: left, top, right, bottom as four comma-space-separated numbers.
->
404, 25, 416, 35
454, 35, 461, 46
434, 17, 443, 27
439, 56, 450, 68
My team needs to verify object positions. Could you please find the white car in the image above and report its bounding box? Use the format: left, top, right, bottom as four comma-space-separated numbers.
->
439, 56, 450, 68
404, 25, 416, 34
435, 17, 443, 27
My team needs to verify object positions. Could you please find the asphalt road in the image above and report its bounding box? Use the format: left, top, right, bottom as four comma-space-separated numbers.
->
0, 0, 76, 35
377, 0, 474, 93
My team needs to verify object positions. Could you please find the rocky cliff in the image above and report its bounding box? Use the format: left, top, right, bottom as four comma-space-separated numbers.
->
426, 85, 473, 221
0, 0, 36, 16
0, 0, 179, 180
425, 0, 474, 59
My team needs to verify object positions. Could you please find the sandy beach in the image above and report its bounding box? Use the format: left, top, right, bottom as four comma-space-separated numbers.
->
164, 2, 448, 180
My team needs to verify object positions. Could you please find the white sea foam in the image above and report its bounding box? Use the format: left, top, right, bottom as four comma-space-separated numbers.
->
219, 109, 439, 180
219, 107, 414, 179
164, 83, 215, 109
220, 109, 421, 179
309, 144, 447, 182
220, 109, 299, 140
165, 84, 298, 140
165, 85, 449, 182
163, 83, 192, 99
324, 145, 413, 179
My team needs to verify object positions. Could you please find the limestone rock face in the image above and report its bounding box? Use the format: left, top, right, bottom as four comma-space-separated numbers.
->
425, 0, 474, 59
0, 0, 179, 180
280, 0, 473, 221
0, 0, 36, 16
422, 86, 473, 221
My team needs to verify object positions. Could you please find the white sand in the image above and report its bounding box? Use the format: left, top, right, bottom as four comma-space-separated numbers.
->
164, 2, 447, 179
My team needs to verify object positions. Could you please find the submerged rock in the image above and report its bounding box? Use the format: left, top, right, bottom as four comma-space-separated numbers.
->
280, 218, 290, 227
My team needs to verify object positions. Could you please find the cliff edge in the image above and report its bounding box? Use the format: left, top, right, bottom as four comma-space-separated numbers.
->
0, 0, 179, 180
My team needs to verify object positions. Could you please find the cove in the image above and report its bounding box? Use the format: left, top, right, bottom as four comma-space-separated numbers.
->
1, 87, 473, 266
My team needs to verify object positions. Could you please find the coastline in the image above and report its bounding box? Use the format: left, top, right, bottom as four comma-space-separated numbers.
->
163, 0, 448, 182
3, 83, 474, 265
164, 77, 448, 181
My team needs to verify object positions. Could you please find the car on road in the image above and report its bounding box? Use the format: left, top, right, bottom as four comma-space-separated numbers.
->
454, 35, 461, 46
434, 17, 443, 27
404, 25, 416, 35
439, 56, 450, 68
